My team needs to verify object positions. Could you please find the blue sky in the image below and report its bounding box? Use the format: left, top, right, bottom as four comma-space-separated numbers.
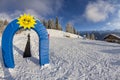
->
0, 0, 120, 31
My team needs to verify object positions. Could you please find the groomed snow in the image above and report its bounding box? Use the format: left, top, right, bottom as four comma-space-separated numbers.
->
0, 29, 120, 80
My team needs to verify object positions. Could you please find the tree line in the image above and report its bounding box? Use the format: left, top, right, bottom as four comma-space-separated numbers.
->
0, 19, 96, 40
0, 17, 79, 35
85, 33, 95, 40
41, 16, 79, 35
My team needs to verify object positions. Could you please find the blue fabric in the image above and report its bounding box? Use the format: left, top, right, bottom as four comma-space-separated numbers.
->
2, 19, 49, 68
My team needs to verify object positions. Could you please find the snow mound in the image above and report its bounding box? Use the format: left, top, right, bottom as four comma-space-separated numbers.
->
0, 30, 120, 80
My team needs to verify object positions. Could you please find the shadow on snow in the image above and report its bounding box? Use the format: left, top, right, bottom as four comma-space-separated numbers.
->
81, 41, 120, 47
110, 60, 120, 66
13, 45, 39, 66
101, 49, 120, 54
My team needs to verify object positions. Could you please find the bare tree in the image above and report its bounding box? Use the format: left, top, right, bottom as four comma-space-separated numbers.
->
0, 20, 4, 27
91, 33, 95, 40
86, 33, 90, 39
4, 20, 8, 25
58, 24, 62, 31
66, 23, 74, 33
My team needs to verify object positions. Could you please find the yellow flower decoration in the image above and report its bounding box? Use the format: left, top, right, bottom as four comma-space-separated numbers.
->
17, 14, 36, 29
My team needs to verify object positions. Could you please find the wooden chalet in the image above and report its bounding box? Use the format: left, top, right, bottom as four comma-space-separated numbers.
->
104, 34, 120, 43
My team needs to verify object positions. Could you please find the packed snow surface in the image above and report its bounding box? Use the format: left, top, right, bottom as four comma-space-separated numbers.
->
0, 30, 120, 80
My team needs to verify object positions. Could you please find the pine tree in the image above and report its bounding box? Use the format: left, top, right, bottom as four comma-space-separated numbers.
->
41, 19, 48, 29
48, 19, 52, 29
91, 33, 95, 40
55, 16, 59, 30
86, 33, 90, 39
51, 19, 55, 29
73, 27, 77, 34
42, 19, 46, 26
44, 20, 48, 29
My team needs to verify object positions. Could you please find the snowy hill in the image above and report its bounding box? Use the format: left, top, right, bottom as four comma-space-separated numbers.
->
0, 30, 120, 80
47, 29, 82, 38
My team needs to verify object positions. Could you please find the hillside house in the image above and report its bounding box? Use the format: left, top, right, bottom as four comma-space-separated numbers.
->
104, 34, 120, 43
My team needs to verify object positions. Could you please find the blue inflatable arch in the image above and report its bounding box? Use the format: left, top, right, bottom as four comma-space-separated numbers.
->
2, 19, 49, 68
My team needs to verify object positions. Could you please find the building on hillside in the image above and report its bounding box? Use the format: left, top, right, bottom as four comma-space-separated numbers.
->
104, 34, 120, 43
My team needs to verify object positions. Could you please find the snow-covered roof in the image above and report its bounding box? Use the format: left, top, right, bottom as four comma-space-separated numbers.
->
104, 34, 120, 39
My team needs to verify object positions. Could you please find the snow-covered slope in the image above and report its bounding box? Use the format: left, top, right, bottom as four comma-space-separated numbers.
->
47, 29, 82, 38
0, 30, 120, 80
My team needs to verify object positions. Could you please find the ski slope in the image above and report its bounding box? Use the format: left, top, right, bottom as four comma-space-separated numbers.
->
0, 29, 120, 80
47, 29, 82, 38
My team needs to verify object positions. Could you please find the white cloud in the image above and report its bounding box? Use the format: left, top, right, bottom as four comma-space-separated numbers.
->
0, 9, 40, 21
102, 10, 120, 30
68, 16, 82, 25
0, 0, 64, 19
68, 0, 116, 26
85, 0, 115, 22
24, 9, 40, 18
0, 13, 12, 21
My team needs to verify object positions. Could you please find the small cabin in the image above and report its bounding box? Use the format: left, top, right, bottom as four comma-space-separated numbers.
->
104, 34, 120, 43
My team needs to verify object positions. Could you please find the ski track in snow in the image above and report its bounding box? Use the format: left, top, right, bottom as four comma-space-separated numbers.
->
0, 31, 120, 80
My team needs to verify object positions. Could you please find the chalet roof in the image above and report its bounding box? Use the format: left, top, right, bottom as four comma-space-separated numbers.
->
104, 34, 120, 39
